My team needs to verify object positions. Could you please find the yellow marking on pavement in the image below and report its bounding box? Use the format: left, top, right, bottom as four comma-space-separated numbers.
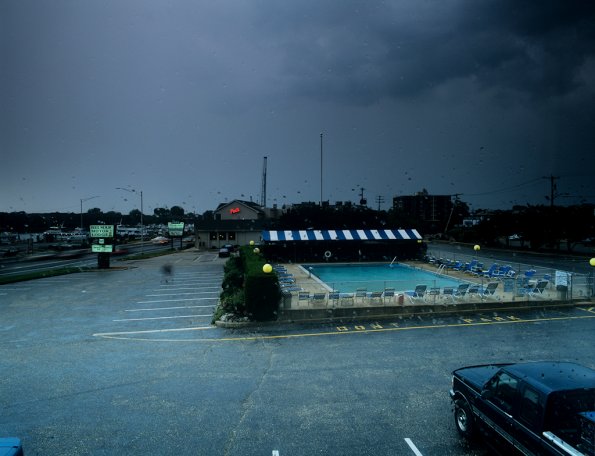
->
93, 313, 595, 342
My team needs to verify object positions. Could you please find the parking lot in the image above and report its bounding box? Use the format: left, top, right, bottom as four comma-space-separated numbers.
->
1, 250, 594, 455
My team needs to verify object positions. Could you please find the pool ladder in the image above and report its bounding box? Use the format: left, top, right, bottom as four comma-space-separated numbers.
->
437, 264, 446, 274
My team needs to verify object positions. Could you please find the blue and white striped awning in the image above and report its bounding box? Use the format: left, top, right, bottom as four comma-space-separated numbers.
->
262, 229, 422, 242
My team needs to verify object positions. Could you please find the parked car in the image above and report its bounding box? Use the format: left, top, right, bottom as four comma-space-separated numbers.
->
218, 247, 230, 258
450, 361, 595, 455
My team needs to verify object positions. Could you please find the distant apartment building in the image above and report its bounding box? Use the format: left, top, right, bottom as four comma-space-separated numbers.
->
392, 190, 453, 232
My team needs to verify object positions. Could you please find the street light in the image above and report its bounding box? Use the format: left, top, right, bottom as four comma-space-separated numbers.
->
320, 132, 323, 206
80, 196, 100, 230
116, 187, 144, 254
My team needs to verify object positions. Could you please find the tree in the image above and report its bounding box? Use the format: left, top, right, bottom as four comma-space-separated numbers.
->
170, 205, 185, 220
153, 208, 170, 223
129, 209, 142, 225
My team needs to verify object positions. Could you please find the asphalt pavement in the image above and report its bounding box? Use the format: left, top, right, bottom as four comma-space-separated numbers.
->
1, 249, 594, 455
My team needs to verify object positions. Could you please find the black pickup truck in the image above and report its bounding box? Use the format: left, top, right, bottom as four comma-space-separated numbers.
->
450, 362, 594, 455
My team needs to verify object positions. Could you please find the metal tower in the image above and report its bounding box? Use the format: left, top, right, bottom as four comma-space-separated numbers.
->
261, 156, 267, 207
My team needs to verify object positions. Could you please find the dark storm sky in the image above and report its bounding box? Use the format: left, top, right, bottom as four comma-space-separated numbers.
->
1, 0, 594, 215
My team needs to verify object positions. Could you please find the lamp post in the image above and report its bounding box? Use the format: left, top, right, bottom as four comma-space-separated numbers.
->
320, 132, 323, 206
590, 258, 595, 297
116, 187, 144, 254
80, 196, 100, 230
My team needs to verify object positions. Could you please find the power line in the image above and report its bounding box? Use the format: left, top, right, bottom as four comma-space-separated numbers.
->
463, 177, 544, 197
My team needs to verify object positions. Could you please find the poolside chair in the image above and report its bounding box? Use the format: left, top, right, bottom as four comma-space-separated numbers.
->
493, 265, 512, 280
339, 292, 355, 307
481, 282, 499, 299
311, 292, 327, 307
462, 260, 479, 274
427, 287, 441, 302
281, 286, 303, 292
521, 269, 537, 286
355, 288, 368, 304
405, 285, 427, 303
479, 263, 500, 278
453, 283, 470, 300
469, 262, 484, 275
328, 292, 341, 307
467, 284, 481, 300
451, 261, 464, 271
442, 287, 455, 302
383, 288, 396, 304
368, 291, 384, 305
526, 280, 549, 298
298, 291, 310, 306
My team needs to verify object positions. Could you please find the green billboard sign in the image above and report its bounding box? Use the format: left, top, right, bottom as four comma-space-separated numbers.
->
92, 244, 114, 253
168, 222, 185, 237
90, 225, 115, 238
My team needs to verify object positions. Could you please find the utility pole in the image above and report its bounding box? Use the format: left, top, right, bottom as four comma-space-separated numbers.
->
444, 193, 462, 235
261, 156, 267, 207
375, 195, 384, 211
80, 195, 100, 230
544, 175, 559, 209
320, 132, 323, 206
359, 187, 367, 206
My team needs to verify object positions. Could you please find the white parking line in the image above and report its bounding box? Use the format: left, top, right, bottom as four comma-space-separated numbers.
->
146, 291, 219, 297
126, 305, 215, 312
93, 326, 213, 337
404, 438, 423, 456
137, 297, 216, 304
114, 314, 212, 322
155, 286, 220, 291
272, 451, 279, 456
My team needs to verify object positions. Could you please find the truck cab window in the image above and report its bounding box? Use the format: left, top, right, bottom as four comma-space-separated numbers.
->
519, 387, 542, 429
487, 372, 519, 413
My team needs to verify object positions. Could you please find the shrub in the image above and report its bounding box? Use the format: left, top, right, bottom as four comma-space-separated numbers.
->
215, 246, 282, 322
221, 255, 243, 301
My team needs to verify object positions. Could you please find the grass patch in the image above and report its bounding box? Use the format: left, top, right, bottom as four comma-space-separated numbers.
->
120, 248, 176, 261
0, 267, 86, 285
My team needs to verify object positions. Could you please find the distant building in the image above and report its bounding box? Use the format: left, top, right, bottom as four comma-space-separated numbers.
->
195, 200, 282, 249
392, 190, 452, 233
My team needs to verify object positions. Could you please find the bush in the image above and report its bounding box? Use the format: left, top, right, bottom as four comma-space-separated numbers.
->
221, 255, 243, 300
244, 273, 281, 321
216, 246, 281, 322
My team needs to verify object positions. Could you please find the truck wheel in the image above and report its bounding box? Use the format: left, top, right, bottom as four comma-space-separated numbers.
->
454, 399, 475, 438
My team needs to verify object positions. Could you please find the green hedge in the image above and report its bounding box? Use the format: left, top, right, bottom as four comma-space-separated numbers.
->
217, 246, 281, 322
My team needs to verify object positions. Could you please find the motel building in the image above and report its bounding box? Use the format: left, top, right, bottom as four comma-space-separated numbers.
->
194, 200, 279, 250
195, 199, 425, 261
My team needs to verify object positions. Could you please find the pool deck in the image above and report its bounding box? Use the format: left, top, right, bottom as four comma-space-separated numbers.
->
276, 261, 568, 322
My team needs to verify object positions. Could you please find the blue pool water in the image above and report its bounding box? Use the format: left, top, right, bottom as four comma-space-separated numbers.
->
303, 263, 466, 293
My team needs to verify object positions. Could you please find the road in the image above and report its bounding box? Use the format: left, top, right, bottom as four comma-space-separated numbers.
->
0, 242, 173, 278
427, 241, 595, 274
1, 249, 594, 455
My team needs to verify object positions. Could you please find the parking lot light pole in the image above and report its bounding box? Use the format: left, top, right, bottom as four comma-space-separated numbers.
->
80, 196, 100, 230
116, 187, 144, 255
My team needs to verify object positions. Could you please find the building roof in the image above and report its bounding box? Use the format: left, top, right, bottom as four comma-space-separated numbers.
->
262, 228, 422, 242
215, 199, 264, 214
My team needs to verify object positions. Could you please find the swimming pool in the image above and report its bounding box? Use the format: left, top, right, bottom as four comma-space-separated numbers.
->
303, 263, 467, 293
